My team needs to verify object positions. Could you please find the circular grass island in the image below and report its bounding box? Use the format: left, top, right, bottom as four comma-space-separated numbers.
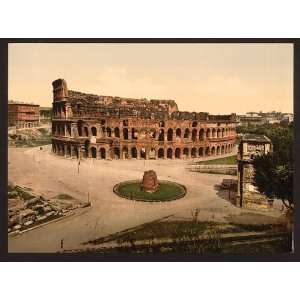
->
113, 180, 186, 202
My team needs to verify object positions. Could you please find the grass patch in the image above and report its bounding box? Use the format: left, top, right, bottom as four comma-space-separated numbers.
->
116, 181, 186, 201
14, 138, 52, 147
117, 221, 215, 242
56, 193, 74, 200
196, 155, 237, 165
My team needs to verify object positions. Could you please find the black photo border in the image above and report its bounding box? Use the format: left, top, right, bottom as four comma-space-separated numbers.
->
0, 38, 299, 262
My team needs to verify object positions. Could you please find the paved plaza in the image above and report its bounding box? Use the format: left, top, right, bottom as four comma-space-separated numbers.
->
8, 146, 282, 252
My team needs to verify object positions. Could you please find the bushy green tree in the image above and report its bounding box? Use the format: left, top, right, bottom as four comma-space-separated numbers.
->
251, 123, 293, 209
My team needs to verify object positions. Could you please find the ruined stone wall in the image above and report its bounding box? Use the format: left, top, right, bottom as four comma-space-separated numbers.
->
51, 79, 237, 160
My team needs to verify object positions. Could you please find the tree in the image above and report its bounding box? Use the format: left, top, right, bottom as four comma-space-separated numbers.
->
252, 124, 293, 210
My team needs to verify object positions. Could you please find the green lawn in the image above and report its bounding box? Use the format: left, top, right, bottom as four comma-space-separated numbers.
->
196, 155, 237, 165
117, 181, 185, 201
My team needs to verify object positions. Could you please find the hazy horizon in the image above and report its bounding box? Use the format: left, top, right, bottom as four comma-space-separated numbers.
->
8, 43, 293, 114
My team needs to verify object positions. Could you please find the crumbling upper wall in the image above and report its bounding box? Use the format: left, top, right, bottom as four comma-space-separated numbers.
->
53, 79, 236, 122
52, 79, 69, 101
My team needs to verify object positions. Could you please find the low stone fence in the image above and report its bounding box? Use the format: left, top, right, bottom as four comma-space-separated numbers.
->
187, 164, 237, 175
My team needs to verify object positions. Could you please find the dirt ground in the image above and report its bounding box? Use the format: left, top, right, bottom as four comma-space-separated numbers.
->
8, 145, 284, 253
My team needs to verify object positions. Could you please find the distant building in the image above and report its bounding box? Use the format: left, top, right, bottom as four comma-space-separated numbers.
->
8, 101, 40, 128
237, 111, 293, 127
236, 115, 266, 127
39, 107, 52, 124
236, 134, 273, 209
281, 113, 294, 124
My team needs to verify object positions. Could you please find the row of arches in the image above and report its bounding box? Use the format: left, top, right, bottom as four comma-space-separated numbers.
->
52, 142, 235, 160
52, 120, 235, 141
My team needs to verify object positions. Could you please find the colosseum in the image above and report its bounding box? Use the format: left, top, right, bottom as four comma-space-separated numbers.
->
51, 79, 237, 160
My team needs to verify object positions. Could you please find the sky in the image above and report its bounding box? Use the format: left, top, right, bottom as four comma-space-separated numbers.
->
8, 43, 293, 114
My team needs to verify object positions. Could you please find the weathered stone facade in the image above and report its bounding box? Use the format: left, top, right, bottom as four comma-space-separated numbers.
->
8, 102, 40, 128
236, 134, 273, 208
51, 79, 237, 160
141, 170, 159, 193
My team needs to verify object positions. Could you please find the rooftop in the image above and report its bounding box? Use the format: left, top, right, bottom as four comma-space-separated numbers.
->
242, 134, 271, 143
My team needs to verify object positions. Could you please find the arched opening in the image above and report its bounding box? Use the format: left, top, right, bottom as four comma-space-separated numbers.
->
206, 129, 211, 139
192, 129, 197, 142
205, 147, 210, 156
211, 146, 216, 156
150, 129, 156, 139
167, 128, 173, 141
91, 127, 97, 136
114, 127, 120, 138
114, 147, 120, 159
131, 147, 137, 158
84, 140, 90, 158
84, 127, 89, 137
139, 129, 146, 139
99, 147, 106, 159
91, 147, 97, 158
217, 146, 221, 155
184, 128, 190, 139
217, 129, 221, 138
149, 148, 156, 159
167, 148, 173, 159
222, 128, 225, 137
183, 148, 189, 158
175, 148, 181, 159
158, 129, 164, 141
66, 145, 71, 157
106, 127, 112, 137
176, 128, 181, 138
221, 145, 225, 154
123, 119, 128, 126
123, 128, 128, 140
158, 148, 164, 158
140, 148, 146, 159
60, 144, 64, 155
67, 125, 71, 136
191, 147, 197, 158
199, 129, 205, 141
212, 128, 216, 138
159, 120, 165, 127
74, 147, 79, 159
192, 121, 197, 127
132, 128, 137, 140
199, 147, 204, 157
122, 147, 128, 159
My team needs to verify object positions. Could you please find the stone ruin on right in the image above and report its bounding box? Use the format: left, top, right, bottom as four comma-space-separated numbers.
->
236, 133, 273, 209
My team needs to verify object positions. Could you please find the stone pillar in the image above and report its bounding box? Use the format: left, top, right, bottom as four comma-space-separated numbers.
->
187, 149, 191, 159
164, 131, 168, 142
145, 148, 149, 160
109, 147, 114, 159
64, 144, 67, 158
128, 128, 132, 140
127, 147, 132, 159
137, 148, 141, 159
